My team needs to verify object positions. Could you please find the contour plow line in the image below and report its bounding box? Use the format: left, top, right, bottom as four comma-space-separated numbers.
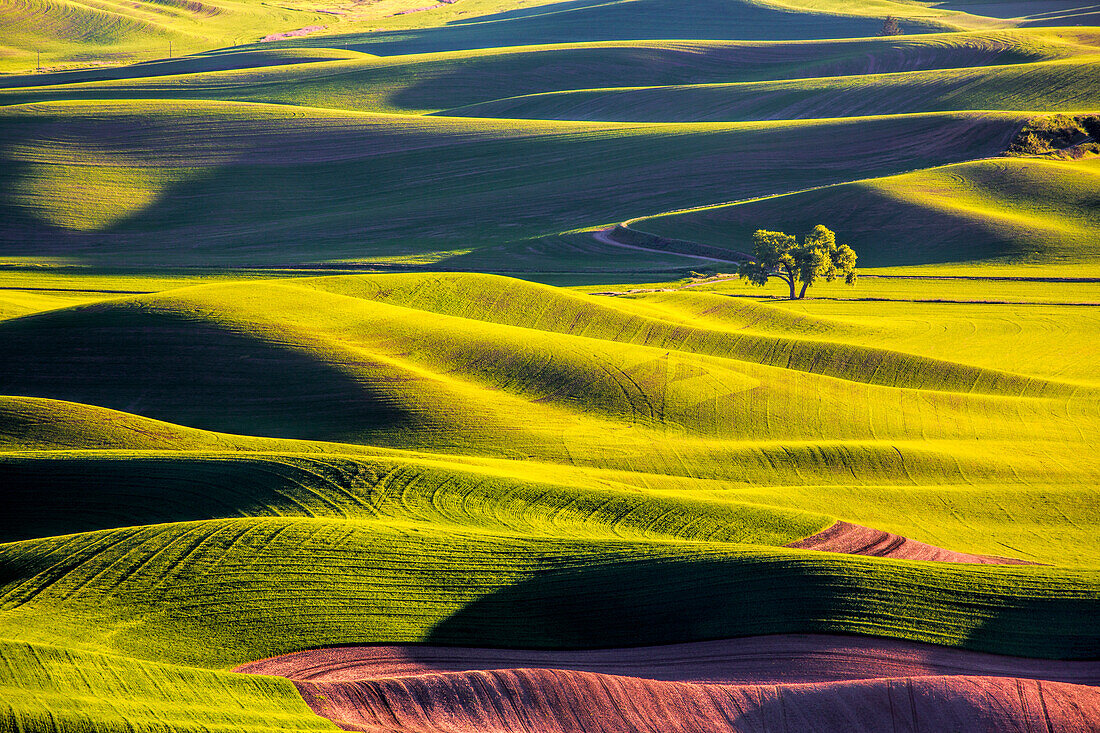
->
238, 641, 1100, 733
785, 521, 1039, 564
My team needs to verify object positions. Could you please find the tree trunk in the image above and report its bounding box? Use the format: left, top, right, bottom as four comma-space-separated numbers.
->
785, 267, 797, 300
798, 281, 809, 299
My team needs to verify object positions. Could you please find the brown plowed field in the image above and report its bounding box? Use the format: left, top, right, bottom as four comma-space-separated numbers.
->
289, 669, 1100, 732
785, 521, 1037, 564
235, 637, 1100, 686
237, 637, 1100, 731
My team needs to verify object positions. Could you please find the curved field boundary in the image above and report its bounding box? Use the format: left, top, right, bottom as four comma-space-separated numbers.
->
596, 226, 749, 262
786, 521, 1037, 564
0, 101, 1024, 265
609, 150, 1029, 263
286, 669, 1100, 732
619, 155, 1100, 268
234, 636, 1100, 686
3, 515, 1098, 663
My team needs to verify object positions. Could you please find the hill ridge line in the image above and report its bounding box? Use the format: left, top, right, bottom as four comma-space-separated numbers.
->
618, 151, 1020, 233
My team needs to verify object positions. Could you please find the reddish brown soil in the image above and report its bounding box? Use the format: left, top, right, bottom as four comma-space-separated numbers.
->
237, 637, 1100, 731
292, 670, 1100, 732
261, 26, 326, 42
785, 521, 1037, 564
234, 636, 1100, 686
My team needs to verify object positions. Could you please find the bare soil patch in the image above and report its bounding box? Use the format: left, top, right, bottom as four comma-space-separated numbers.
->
262, 26, 327, 42
290, 669, 1100, 732
235, 636, 1100, 686
786, 521, 1037, 564
237, 634, 1100, 730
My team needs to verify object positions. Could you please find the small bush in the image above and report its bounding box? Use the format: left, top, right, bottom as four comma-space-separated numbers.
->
1006, 114, 1099, 156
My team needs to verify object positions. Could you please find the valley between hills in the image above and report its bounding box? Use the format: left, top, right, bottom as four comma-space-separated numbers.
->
1, 0, 1099, 730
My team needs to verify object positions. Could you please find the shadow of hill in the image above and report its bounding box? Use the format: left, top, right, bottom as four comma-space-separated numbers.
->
0, 303, 416, 441
0, 454, 336, 542
0, 102, 1024, 269
281, 0, 938, 57
423, 552, 1100, 659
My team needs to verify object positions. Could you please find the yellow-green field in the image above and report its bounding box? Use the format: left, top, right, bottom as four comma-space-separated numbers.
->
1, 0, 1098, 729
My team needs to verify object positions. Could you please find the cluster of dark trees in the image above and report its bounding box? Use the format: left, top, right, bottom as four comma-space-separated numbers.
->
738, 225, 858, 300
880, 16, 903, 35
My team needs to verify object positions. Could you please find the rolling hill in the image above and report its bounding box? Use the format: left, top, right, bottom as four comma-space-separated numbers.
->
0, 0, 1017, 74
1, 0, 1098, 729
631, 155, 1100, 266
0, 271, 1098, 729
0, 102, 1024, 266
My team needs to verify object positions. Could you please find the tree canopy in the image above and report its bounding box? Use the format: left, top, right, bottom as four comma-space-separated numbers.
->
880, 16, 903, 36
738, 225, 857, 299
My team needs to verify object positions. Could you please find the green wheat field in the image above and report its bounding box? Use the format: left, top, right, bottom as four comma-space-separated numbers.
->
0, 0, 1098, 730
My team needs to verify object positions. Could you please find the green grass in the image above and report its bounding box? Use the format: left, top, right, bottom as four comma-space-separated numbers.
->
0, 0, 335, 75
0, 514, 1098, 668
6, 30, 1091, 113
679, 272, 1100, 303
1, 246, 1098, 731
0, 0, 597, 74
0, 0, 1021, 74
0, 274, 1096, 567
0, 101, 1025, 266
0, 639, 335, 731
445, 55, 1100, 121
632, 156, 1100, 267
249, 0, 974, 59
1, 0, 1099, 728
0, 287, 110, 319
1, 28, 1095, 274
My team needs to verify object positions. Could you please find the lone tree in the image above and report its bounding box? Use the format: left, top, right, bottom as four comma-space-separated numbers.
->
880, 15, 903, 35
738, 225, 857, 300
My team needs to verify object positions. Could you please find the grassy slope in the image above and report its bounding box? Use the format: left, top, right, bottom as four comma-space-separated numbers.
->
629, 287, 1100, 383
632, 156, 1100, 267
0, 639, 334, 732
0, 0, 1000, 74
0, 288, 107, 319
0, 0, 333, 74
255, 0, 977, 58
0, 274, 1095, 553
0, 0, 595, 73
2, 276, 1091, 444
0, 517, 1096, 670
0, 29, 1094, 275
0, 101, 1022, 265
0, 272, 1096, 726
1, 0, 1098, 727
445, 54, 1100, 121
1, 391, 1095, 571
2, 31, 1091, 113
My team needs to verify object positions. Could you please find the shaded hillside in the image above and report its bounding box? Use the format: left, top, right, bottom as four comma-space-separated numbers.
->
634, 157, 1100, 266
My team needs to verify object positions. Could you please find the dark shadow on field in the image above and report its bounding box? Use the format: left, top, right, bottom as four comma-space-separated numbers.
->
1017, 7, 1100, 25
0, 305, 416, 441
298, 662, 1100, 731
497, 270, 692, 287
932, 0, 1100, 24
636, 182, 1057, 267
0, 454, 349, 542
263, 0, 936, 57
422, 553, 1100, 659
0, 95, 1022, 269
390, 40, 1052, 116
0, 52, 336, 90
444, 0, 643, 25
